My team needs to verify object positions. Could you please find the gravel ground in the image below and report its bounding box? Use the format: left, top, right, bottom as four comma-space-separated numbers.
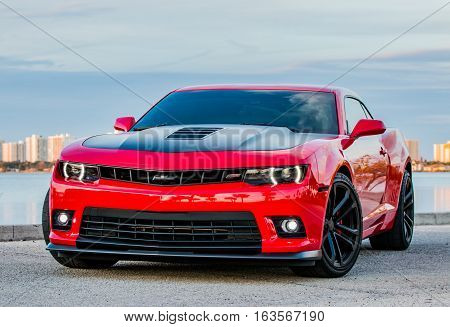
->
0, 225, 448, 307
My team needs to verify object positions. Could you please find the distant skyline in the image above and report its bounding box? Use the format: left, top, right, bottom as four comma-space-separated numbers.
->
0, 1, 449, 159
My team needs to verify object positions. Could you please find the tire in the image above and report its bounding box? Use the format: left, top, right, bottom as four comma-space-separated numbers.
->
369, 171, 414, 250
42, 190, 118, 269
291, 173, 363, 278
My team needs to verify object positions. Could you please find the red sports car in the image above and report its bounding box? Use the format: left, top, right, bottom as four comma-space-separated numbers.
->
42, 84, 414, 277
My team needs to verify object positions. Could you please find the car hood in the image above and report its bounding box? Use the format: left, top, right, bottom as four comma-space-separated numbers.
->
83, 125, 335, 152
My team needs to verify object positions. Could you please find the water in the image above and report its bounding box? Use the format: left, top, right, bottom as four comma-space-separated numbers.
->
412, 172, 450, 214
0, 172, 449, 225
0, 173, 50, 225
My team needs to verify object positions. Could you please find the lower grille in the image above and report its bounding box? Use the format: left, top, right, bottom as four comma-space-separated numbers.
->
78, 208, 261, 254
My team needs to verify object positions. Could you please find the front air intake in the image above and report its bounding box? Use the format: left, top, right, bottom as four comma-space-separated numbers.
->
78, 208, 262, 254
166, 127, 222, 140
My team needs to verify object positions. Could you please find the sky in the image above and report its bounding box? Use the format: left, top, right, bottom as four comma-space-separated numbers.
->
0, 0, 449, 159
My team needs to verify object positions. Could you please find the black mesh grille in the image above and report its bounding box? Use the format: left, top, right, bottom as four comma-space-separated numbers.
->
99, 166, 245, 186
78, 208, 262, 254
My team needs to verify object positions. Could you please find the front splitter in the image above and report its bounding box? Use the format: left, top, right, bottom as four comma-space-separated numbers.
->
47, 243, 321, 266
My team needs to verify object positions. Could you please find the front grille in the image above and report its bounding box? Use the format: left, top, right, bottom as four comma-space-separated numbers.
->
99, 166, 245, 186
78, 208, 262, 254
166, 127, 222, 140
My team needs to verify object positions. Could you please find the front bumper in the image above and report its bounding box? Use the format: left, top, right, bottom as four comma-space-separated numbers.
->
49, 167, 328, 259
47, 243, 321, 266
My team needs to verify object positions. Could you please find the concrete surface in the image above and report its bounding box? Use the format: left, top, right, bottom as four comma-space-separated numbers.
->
0, 224, 42, 242
2, 213, 449, 242
0, 225, 448, 306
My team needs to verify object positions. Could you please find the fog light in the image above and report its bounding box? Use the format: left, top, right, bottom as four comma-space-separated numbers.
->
271, 216, 305, 238
281, 219, 300, 233
57, 212, 70, 226
52, 210, 74, 231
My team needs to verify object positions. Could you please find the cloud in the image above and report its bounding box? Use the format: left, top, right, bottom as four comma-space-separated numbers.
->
0, 56, 54, 69
144, 50, 214, 70
277, 48, 450, 72
374, 48, 450, 63
418, 114, 450, 125
26, 1, 114, 19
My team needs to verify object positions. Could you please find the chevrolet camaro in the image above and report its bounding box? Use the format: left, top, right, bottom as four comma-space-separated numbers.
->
42, 85, 414, 277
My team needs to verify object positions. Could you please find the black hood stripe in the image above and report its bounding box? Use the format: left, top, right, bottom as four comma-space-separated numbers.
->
83, 125, 334, 153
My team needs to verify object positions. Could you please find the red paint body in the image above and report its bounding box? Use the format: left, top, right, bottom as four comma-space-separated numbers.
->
49, 85, 410, 257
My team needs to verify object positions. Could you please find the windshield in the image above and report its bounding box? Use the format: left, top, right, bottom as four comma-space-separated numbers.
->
132, 90, 338, 134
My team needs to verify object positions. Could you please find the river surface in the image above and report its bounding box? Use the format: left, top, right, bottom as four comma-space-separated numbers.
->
0, 172, 449, 225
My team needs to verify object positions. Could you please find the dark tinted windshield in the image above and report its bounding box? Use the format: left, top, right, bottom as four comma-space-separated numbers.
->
133, 90, 338, 134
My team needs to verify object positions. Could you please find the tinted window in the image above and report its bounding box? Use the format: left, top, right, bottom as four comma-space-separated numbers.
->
133, 90, 338, 134
345, 97, 367, 133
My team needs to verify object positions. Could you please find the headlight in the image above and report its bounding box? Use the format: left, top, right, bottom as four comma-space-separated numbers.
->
61, 162, 99, 182
244, 165, 306, 186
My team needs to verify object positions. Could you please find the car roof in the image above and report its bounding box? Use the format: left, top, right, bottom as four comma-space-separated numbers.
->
175, 84, 358, 98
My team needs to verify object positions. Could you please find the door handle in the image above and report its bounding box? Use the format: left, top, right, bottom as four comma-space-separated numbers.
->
379, 147, 387, 156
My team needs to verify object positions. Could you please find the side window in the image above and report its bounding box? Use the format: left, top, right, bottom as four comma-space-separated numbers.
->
345, 97, 367, 134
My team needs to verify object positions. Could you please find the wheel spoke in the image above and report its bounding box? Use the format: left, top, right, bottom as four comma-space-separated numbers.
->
405, 189, 413, 202
335, 223, 359, 236
335, 231, 355, 248
404, 212, 414, 226
331, 232, 343, 265
404, 213, 413, 236
404, 199, 413, 210
404, 219, 411, 238
333, 189, 350, 216
327, 233, 336, 262
335, 202, 356, 222
404, 220, 412, 234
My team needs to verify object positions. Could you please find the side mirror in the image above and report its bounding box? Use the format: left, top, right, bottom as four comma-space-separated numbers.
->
350, 119, 386, 138
114, 116, 135, 132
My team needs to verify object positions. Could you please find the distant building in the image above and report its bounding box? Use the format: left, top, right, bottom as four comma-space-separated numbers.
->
1, 134, 73, 163
434, 141, 450, 163
1, 142, 11, 161
17, 141, 26, 162
1, 142, 25, 162
25, 136, 31, 161
38, 137, 48, 161
47, 133, 73, 162
405, 139, 420, 161
25, 134, 48, 162
2, 142, 13, 162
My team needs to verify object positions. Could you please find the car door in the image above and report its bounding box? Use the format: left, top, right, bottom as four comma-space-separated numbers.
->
343, 97, 388, 220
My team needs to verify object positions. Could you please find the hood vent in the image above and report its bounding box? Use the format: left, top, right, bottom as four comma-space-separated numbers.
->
167, 127, 222, 140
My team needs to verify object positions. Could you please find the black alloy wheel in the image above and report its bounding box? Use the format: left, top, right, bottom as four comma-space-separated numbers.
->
322, 178, 361, 269
369, 171, 414, 250
402, 174, 414, 243
291, 173, 362, 277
